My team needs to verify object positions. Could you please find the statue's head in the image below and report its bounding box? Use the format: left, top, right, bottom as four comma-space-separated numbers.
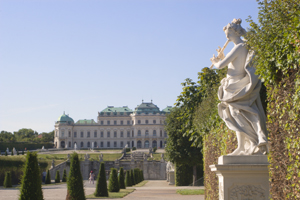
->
223, 18, 246, 39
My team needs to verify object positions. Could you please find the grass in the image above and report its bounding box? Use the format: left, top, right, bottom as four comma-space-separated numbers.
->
86, 188, 135, 199
37, 153, 122, 162
176, 189, 205, 195
133, 180, 148, 187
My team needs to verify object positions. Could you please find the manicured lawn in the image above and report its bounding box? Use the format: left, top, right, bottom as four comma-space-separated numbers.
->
176, 189, 205, 195
86, 188, 135, 199
133, 180, 148, 187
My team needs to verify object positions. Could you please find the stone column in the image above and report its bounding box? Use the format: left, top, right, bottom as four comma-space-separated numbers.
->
210, 155, 269, 200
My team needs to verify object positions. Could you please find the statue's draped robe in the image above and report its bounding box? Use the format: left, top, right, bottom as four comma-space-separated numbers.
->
218, 53, 268, 152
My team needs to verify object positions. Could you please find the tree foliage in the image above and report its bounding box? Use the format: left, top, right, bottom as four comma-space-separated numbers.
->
19, 152, 43, 200
125, 170, 132, 187
66, 152, 85, 200
62, 169, 67, 182
118, 167, 126, 189
3, 171, 12, 188
108, 168, 119, 192
94, 162, 108, 197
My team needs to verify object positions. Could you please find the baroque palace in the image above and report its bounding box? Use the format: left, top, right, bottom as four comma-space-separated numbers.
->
54, 101, 172, 149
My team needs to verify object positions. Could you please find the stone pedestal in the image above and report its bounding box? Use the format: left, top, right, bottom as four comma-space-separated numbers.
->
210, 155, 269, 200
168, 171, 175, 185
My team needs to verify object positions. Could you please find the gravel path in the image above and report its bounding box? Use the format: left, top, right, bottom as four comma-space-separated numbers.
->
0, 180, 204, 200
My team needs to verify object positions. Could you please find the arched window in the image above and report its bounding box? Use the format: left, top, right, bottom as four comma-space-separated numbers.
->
138, 130, 141, 136
87, 142, 90, 148
153, 130, 157, 136
137, 141, 142, 148
144, 140, 149, 148
94, 142, 97, 148
145, 130, 149, 136
81, 142, 84, 147
60, 141, 65, 148
152, 140, 157, 148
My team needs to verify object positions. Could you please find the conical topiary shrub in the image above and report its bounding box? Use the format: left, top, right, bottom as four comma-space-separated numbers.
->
130, 169, 135, 185
45, 170, 51, 184
134, 168, 139, 184
66, 152, 85, 200
17, 150, 19, 155
94, 162, 108, 197
5, 151, 7, 156
55, 171, 60, 183
125, 170, 132, 187
3, 171, 12, 188
108, 168, 119, 192
118, 167, 126, 189
62, 169, 67, 182
19, 152, 43, 200
11, 151, 14, 156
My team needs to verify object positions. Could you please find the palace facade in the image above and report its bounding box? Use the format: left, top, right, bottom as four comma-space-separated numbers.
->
54, 101, 171, 149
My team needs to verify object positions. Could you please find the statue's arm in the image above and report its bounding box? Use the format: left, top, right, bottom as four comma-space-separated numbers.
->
213, 45, 241, 69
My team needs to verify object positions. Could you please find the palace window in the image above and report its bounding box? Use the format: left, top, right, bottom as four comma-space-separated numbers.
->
146, 120, 148, 124
153, 120, 156, 124
127, 131, 130, 137
81, 142, 84, 147
107, 121, 110, 125
68, 131, 71, 137
69, 141, 71, 148
107, 142, 110, 147
107, 131, 110, 138
121, 121, 123, 125
114, 120, 117, 125
114, 141, 117, 147
61, 130, 64, 137
127, 120, 130, 125
127, 141, 130, 147
81, 131, 84, 137
114, 131, 117, 137
160, 130, 162, 137
145, 130, 149, 136
101, 141, 103, 147
121, 131, 124, 137
87, 142, 90, 147
164, 131, 167, 137
101, 121, 104, 125
153, 130, 157, 137
74, 132, 77, 138
138, 130, 141, 136
101, 131, 103, 137
94, 131, 97, 137
87, 131, 90, 138
138, 120, 141, 124
121, 141, 124, 147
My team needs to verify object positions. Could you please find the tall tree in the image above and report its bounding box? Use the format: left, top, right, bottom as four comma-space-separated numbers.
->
66, 153, 85, 200
19, 152, 43, 200
94, 162, 108, 197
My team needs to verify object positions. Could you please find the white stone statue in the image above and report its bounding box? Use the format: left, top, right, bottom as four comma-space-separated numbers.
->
210, 18, 268, 156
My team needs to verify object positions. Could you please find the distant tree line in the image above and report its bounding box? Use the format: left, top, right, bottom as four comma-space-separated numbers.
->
0, 129, 54, 143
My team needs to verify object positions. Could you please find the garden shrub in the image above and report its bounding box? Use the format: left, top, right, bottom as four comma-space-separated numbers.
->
153, 147, 157, 153
5, 151, 7, 156
19, 152, 43, 200
130, 169, 135, 185
66, 152, 85, 200
132, 147, 136, 151
62, 169, 67, 182
45, 170, 51, 184
3, 171, 12, 188
55, 171, 60, 183
125, 170, 132, 187
118, 167, 125, 189
94, 162, 108, 197
108, 168, 119, 192
175, 164, 193, 186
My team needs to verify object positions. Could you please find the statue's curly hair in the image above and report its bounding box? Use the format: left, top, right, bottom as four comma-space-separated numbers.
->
223, 18, 247, 37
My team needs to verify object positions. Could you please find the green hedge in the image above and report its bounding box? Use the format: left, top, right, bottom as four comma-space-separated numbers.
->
175, 164, 193, 186
0, 142, 53, 152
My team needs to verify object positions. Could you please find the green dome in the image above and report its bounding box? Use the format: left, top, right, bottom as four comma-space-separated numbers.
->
57, 112, 74, 123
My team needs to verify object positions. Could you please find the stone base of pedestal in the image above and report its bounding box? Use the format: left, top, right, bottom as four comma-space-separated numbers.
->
169, 171, 175, 185
209, 155, 269, 200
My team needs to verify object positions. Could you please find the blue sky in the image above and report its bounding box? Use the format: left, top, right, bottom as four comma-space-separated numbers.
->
0, 0, 259, 133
